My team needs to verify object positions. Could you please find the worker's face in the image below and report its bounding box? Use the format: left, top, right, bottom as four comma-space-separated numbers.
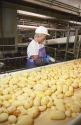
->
38, 35, 46, 44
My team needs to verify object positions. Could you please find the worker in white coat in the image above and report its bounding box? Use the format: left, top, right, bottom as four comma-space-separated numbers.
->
26, 26, 55, 69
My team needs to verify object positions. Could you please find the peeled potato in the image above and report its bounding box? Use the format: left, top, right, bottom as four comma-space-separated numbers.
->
27, 107, 40, 118
41, 97, 48, 106
48, 110, 66, 120
17, 115, 33, 125
7, 105, 16, 114
63, 85, 68, 93
44, 89, 52, 96
24, 101, 33, 109
34, 97, 41, 106
57, 93, 64, 99
47, 98, 53, 108
72, 83, 79, 89
56, 103, 65, 112
8, 115, 17, 123
0, 113, 8, 122
65, 110, 71, 117
57, 85, 63, 93
39, 105, 46, 112
65, 91, 73, 97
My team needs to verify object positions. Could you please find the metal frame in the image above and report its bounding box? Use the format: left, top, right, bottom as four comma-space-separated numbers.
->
64, 28, 81, 60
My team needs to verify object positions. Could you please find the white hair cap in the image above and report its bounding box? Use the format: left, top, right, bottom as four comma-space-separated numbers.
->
35, 26, 50, 36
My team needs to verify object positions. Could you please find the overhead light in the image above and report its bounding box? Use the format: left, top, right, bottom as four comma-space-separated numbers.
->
69, 21, 81, 25
17, 10, 54, 19
17, 25, 66, 31
17, 25, 37, 29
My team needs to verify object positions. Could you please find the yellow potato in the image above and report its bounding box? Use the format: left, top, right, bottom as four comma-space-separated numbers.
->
65, 103, 80, 113
72, 83, 79, 89
0, 113, 8, 122
50, 85, 57, 92
57, 93, 64, 99
57, 85, 63, 93
7, 105, 16, 114
41, 97, 48, 106
48, 110, 66, 120
65, 91, 73, 97
63, 85, 69, 93
27, 107, 40, 118
39, 105, 46, 112
34, 97, 41, 106
8, 115, 17, 123
65, 110, 71, 117
24, 101, 33, 109
47, 98, 53, 108
44, 89, 52, 96
0, 107, 8, 114
54, 99, 65, 112
56, 103, 65, 112
17, 115, 33, 125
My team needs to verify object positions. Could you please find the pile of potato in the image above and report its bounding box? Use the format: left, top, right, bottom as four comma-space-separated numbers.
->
0, 59, 81, 125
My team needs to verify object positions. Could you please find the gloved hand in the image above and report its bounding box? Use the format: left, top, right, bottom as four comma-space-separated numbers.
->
34, 58, 45, 66
42, 55, 55, 64
47, 55, 55, 63
42, 56, 50, 64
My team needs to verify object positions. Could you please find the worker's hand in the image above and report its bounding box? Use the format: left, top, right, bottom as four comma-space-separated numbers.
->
31, 55, 45, 66
34, 58, 45, 66
47, 55, 55, 63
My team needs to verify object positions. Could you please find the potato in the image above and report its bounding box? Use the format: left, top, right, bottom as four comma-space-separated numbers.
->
27, 107, 40, 118
65, 110, 71, 117
57, 85, 63, 93
63, 85, 68, 93
41, 97, 48, 106
79, 82, 81, 88
48, 110, 66, 120
0, 113, 8, 122
8, 115, 17, 123
50, 85, 57, 92
39, 105, 46, 112
51, 106, 57, 110
34, 97, 41, 106
54, 99, 65, 112
51, 94, 57, 101
72, 83, 79, 88
56, 103, 65, 112
47, 98, 53, 108
57, 93, 64, 99
0, 107, 8, 114
69, 86, 73, 92
44, 89, 52, 96
7, 105, 16, 114
24, 101, 33, 109
17, 115, 33, 125
65, 91, 73, 97
65, 103, 80, 113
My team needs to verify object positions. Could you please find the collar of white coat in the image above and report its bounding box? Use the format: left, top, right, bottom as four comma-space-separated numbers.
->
33, 39, 44, 48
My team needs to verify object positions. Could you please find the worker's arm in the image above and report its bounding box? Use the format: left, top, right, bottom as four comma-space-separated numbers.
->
31, 55, 45, 66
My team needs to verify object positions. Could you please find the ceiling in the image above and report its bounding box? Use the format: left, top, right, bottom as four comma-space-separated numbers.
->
57, 0, 81, 8
1, 0, 81, 31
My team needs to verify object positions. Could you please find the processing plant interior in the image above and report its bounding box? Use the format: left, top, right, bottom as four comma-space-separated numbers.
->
0, 0, 81, 125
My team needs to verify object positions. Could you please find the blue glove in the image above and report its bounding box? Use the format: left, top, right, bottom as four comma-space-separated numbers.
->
42, 56, 50, 64
43, 55, 55, 64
